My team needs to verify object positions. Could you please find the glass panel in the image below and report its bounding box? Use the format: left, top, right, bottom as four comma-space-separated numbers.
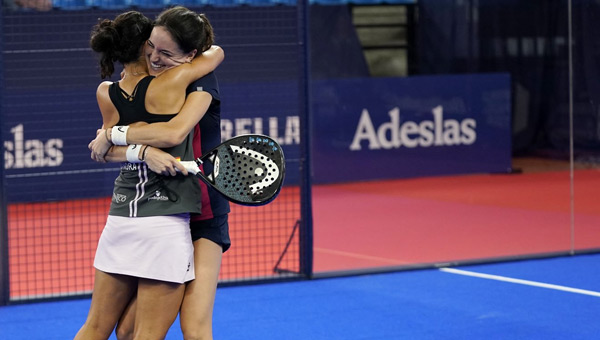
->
572, 0, 600, 253
311, 1, 575, 275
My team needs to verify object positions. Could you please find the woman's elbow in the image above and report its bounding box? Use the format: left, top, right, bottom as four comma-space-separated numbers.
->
162, 131, 188, 147
212, 45, 225, 63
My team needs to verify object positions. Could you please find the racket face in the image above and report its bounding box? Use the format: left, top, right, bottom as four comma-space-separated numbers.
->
199, 134, 285, 206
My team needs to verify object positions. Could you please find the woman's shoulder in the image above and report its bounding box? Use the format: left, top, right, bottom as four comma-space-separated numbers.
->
96, 81, 114, 101
96, 80, 113, 91
139, 75, 156, 87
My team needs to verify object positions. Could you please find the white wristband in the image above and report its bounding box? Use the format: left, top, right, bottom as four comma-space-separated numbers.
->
111, 126, 129, 146
126, 144, 142, 163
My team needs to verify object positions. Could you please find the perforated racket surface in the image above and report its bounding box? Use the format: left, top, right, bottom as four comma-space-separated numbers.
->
196, 134, 285, 206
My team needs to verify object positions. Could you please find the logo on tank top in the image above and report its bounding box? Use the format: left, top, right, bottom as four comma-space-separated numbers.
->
148, 190, 169, 202
113, 193, 127, 203
121, 163, 140, 171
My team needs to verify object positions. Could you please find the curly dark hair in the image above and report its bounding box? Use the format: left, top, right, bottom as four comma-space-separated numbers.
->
90, 11, 153, 79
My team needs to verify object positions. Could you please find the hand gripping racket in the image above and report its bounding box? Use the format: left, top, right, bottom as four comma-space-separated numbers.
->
180, 134, 285, 206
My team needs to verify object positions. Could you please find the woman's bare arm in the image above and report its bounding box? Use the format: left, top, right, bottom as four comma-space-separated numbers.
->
103, 145, 187, 176
125, 91, 211, 147
161, 45, 224, 84
90, 91, 212, 159
89, 47, 223, 162
96, 81, 120, 128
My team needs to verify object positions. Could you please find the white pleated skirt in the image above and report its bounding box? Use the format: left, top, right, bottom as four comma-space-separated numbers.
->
94, 214, 195, 284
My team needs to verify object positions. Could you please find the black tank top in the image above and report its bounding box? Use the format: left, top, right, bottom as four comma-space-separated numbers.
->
109, 75, 177, 125
107, 75, 202, 217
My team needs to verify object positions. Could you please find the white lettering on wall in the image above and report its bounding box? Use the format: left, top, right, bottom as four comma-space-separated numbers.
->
221, 116, 300, 145
4, 124, 64, 169
350, 106, 477, 150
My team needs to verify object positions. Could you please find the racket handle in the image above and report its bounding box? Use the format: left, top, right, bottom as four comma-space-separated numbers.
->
179, 161, 201, 175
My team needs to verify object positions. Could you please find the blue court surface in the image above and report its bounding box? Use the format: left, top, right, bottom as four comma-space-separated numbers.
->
1, 254, 599, 339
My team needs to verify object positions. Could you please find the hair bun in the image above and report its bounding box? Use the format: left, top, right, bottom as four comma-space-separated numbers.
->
90, 19, 119, 54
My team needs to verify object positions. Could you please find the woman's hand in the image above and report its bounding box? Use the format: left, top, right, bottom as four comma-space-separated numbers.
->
88, 129, 112, 163
144, 147, 188, 176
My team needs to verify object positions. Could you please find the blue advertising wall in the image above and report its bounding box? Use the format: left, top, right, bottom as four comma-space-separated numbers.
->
3, 73, 510, 202
311, 73, 512, 183
2, 80, 303, 203
1, 8, 511, 203
1, 8, 304, 203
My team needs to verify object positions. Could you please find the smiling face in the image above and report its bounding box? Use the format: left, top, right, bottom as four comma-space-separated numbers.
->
145, 26, 194, 76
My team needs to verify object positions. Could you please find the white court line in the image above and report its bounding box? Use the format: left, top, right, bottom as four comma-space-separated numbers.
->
441, 268, 600, 298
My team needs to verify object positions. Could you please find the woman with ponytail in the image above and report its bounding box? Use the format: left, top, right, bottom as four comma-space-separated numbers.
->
94, 8, 233, 340
75, 9, 224, 340
90, 8, 231, 339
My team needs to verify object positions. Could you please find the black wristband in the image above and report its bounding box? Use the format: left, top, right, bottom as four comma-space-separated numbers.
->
141, 145, 150, 161
104, 128, 113, 145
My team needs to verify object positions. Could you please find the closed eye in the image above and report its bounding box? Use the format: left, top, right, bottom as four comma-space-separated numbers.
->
148, 40, 174, 57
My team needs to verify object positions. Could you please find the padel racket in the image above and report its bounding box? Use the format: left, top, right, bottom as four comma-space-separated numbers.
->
180, 134, 285, 206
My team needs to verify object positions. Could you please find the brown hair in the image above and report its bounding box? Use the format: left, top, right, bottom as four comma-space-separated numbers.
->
155, 6, 215, 55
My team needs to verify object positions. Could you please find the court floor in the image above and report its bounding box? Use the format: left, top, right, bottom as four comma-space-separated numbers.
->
1, 253, 599, 339
7, 165, 599, 300
313, 168, 600, 273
